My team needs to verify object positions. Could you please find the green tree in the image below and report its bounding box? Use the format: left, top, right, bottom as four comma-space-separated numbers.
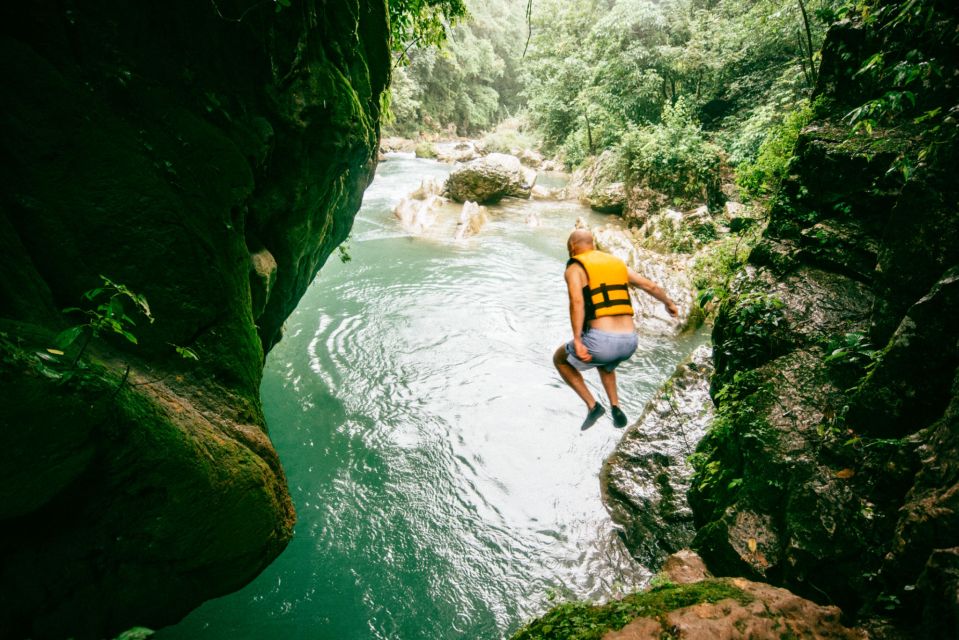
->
522, 0, 841, 167
389, 0, 468, 58
387, 0, 528, 136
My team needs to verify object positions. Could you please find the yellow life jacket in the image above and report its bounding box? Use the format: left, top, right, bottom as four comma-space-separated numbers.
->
567, 250, 633, 321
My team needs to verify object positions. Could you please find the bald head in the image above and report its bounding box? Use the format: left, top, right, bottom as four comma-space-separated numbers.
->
567, 229, 594, 257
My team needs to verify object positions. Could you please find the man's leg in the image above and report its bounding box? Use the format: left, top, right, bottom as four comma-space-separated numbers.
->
553, 345, 597, 408
599, 367, 628, 428
598, 368, 619, 406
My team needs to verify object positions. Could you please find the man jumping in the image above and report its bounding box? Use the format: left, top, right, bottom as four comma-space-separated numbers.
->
553, 229, 679, 430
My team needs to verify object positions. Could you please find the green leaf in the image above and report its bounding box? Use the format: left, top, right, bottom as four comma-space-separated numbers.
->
54, 326, 84, 349
121, 330, 138, 345
174, 345, 200, 361
82, 287, 104, 301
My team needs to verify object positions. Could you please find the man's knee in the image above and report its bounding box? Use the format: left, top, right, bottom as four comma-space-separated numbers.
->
553, 345, 568, 368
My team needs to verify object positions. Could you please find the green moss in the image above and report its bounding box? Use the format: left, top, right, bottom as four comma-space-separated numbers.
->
511, 580, 752, 640
689, 370, 779, 524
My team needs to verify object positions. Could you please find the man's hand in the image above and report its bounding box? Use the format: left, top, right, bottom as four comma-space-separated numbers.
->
574, 338, 592, 362
665, 300, 679, 317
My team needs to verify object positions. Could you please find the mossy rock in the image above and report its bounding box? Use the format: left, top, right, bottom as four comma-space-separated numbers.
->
511, 580, 751, 640
0, 0, 389, 637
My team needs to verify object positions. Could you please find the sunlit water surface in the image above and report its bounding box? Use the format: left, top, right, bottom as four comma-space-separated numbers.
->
159, 155, 705, 639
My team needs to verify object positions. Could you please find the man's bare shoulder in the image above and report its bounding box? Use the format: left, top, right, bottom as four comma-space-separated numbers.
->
564, 261, 587, 283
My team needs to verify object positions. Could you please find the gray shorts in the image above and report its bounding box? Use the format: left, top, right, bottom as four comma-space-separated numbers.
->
565, 329, 638, 373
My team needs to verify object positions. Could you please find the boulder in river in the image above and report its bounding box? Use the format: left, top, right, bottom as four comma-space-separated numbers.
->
434, 140, 481, 164
446, 153, 535, 204
409, 177, 445, 200
380, 136, 416, 154
531, 184, 563, 200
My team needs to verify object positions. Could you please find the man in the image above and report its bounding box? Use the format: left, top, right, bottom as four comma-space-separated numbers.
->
553, 229, 679, 430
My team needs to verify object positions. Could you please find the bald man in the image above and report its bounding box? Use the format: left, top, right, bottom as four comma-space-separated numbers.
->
554, 229, 679, 430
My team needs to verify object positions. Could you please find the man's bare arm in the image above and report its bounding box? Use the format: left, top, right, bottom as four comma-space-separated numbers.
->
565, 264, 592, 361
627, 268, 679, 317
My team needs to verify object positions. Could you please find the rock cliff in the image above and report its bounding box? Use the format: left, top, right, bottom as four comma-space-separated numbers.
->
595, 3, 958, 636
686, 4, 959, 635
0, 1, 389, 638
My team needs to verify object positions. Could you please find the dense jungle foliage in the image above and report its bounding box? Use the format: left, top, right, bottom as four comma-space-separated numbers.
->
387, 0, 528, 135
388, 0, 846, 185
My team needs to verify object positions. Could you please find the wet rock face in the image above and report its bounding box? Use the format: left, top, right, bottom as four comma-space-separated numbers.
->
602, 346, 714, 566
0, 0, 389, 638
686, 5, 959, 630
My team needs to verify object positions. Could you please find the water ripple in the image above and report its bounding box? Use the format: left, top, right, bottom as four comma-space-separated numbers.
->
159, 154, 706, 640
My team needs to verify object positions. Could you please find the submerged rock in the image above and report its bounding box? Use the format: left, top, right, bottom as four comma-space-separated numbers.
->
446, 153, 536, 204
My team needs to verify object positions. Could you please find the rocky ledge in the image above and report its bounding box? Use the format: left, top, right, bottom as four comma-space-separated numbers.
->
512, 550, 866, 639
602, 346, 714, 567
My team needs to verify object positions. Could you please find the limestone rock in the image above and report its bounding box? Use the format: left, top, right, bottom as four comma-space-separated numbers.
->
569, 150, 627, 214
689, 71, 957, 635
590, 182, 628, 214
518, 147, 544, 168
513, 562, 865, 640
446, 153, 535, 204
637, 206, 721, 254
380, 137, 415, 153
249, 248, 278, 322
453, 201, 488, 240
602, 346, 715, 566
661, 550, 712, 585
531, 184, 562, 200
592, 225, 697, 336
410, 177, 445, 200
394, 194, 444, 235
434, 140, 481, 163
915, 547, 959, 637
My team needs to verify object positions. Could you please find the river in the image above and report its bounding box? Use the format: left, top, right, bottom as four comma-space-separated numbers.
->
158, 155, 706, 639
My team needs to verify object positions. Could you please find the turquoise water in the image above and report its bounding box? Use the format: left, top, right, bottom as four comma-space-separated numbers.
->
158, 156, 705, 639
